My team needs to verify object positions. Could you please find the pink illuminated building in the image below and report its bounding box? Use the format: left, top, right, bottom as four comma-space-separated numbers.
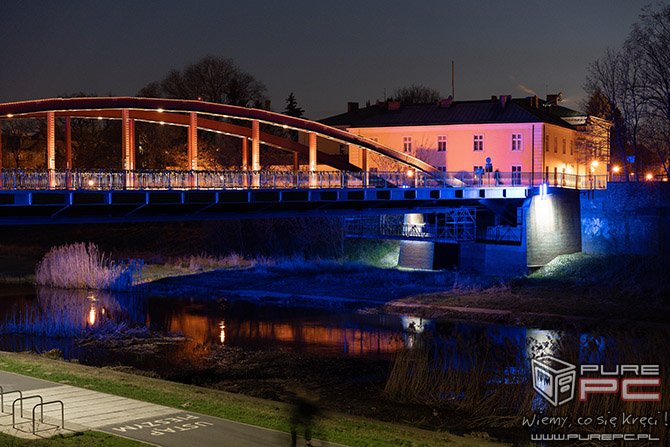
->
321, 95, 610, 181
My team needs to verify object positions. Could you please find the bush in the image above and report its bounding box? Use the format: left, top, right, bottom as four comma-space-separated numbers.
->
35, 242, 144, 291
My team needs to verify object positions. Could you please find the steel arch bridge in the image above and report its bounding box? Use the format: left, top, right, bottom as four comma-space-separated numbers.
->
0, 96, 435, 174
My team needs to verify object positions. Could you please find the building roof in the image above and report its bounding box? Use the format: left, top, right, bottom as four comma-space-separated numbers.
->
320, 97, 580, 130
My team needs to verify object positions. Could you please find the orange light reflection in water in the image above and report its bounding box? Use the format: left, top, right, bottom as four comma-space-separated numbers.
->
165, 314, 405, 356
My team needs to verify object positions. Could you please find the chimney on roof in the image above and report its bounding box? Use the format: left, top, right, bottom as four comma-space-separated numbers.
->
264, 100, 271, 110
491, 95, 498, 102
527, 95, 539, 108
388, 101, 401, 111
439, 96, 453, 108
546, 93, 562, 106
499, 95, 511, 108
347, 102, 359, 113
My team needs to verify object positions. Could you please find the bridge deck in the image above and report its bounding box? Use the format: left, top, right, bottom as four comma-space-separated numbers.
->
0, 186, 530, 225
0, 169, 607, 224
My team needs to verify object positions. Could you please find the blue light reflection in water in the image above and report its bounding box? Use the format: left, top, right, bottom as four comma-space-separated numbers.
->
0, 285, 655, 377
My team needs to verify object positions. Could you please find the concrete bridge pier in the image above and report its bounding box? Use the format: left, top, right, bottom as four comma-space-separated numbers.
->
397, 188, 583, 275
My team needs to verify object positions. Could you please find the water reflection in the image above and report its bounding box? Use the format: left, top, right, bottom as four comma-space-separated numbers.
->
156, 302, 407, 356
0, 285, 665, 380
0, 287, 146, 336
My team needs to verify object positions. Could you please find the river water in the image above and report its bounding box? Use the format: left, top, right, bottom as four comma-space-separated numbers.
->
0, 284, 665, 378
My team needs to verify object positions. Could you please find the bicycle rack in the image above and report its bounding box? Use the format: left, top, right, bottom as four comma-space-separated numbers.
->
0, 386, 23, 415
32, 401, 64, 434
12, 395, 43, 428
1, 387, 66, 434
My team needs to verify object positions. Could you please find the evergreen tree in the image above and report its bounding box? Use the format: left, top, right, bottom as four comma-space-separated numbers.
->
284, 92, 305, 118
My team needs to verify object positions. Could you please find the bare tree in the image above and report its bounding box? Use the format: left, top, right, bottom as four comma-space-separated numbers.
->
138, 56, 269, 108
393, 85, 441, 104
2, 119, 43, 169
629, 4, 670, 176
584, 48, 647, 179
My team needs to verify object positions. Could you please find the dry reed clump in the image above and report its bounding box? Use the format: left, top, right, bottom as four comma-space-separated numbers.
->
384, 327, 670, 442
35, 242, 144, 291
384, 331, 536, 428
167, 253, 257, 271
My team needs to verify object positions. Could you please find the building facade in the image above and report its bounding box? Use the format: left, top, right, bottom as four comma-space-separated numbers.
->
321, 95, 610, 184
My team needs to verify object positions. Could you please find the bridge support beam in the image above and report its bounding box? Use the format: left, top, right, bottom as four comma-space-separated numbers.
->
0, 119, 3, 170
293, 152, 299, 171
188, 112, 198, 188
65, 116, 72, 170
361, 147, 367, 187
309, 132, 317, 187
130, 119, 135, 171
188, 112, 198, 171
241, 137, 249, 187
242, 138, 248, 171
252, 120, 260, 187
251, 120, 260, 170
47, 111, 55, 187
65, 116, 72, 188
121, 109, 136, 188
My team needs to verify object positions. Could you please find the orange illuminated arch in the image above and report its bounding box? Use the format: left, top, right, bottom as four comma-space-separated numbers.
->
0, 97, 435, 172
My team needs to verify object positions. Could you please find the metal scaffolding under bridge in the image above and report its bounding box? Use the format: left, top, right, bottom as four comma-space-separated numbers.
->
345, 208, 478, 243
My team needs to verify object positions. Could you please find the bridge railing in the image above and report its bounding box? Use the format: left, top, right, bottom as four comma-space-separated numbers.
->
0, 169, 608, 190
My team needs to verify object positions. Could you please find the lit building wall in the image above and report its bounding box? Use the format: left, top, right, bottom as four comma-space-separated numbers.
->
346, 122, 600, 179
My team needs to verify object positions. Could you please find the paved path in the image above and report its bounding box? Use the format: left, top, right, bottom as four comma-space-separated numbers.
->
0, 370, 343, 446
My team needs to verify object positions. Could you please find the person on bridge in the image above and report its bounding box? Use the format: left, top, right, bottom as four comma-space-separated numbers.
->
494, 169, 501, 186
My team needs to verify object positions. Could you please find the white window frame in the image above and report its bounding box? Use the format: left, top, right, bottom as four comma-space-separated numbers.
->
437, 135, 447, 152
402, 136, 412, 153
473, 134, 484, 151
511, 133, 522, 151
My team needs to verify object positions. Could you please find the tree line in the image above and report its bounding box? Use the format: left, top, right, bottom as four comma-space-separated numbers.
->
0, 56, 303, 170
584, 3, 670, 179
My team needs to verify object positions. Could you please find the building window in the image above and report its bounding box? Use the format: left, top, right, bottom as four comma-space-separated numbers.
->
512, 165, 522, 185
545, 135, 549, 152
562, 139, 566, 154
437, 166, 447, 172
403, 136, 412, 153
512, 133, 522, 151
554, 137, 558, 153
570, 140, 574, 155
473, 134, 484, 151
437, 135, 447, 152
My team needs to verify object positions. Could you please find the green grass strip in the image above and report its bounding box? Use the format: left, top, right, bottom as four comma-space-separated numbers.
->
0, 352, 506, 447
0, 431, 149, 446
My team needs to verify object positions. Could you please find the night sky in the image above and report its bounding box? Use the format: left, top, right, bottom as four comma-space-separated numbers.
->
0, 0, 652, 119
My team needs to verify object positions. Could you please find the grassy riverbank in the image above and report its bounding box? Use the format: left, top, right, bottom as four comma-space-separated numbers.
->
0, 351, 506, 447
0, 432, 149, 447
143, 253, 670, 327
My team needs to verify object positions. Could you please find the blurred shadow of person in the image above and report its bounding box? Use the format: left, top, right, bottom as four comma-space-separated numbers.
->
289, 387, 320, 447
